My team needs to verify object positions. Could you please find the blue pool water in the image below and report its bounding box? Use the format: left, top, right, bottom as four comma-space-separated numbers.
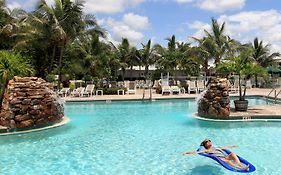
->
0, 97, 281, 175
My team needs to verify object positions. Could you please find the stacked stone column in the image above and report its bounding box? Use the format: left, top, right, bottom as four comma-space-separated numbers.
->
198, 78, 230, 117
0, 76, 64, 129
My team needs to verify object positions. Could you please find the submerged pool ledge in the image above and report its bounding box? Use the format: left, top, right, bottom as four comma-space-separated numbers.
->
193, 105, 281, 122
0, 116, 70, 136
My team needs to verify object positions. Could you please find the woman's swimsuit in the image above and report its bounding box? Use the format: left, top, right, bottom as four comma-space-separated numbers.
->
208, 149, 227, 158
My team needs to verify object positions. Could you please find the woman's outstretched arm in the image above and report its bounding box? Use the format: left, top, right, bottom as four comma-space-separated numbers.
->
218, 145, 238, 150
182, 149, 208, 155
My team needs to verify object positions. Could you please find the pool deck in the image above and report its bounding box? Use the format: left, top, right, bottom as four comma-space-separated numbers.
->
62, 88, 281, 102
63, 88, 276, 102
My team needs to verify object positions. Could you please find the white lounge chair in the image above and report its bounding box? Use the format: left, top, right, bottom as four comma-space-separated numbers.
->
124, 81, 130, 88
162, 86, 171, 95
197, 80, 205, 93
58, 88, 70, 97
81, 84, 95, 97
139, 80, 145, 88
71, 87, 85, 97
127, 81, 136, 94
171, 86, 180, 95
188, 81, 197, 94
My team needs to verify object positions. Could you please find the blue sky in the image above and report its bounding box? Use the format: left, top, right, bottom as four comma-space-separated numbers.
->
6, 0, 281, 51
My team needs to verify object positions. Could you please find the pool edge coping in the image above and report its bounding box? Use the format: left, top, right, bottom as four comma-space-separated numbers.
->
64, 95, 279, 103
192, 113, 281, 122
0, 116, 70, 136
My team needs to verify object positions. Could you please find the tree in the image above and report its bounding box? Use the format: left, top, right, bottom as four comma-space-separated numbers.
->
115, 38, 139, 80
66, 33, 113, 80
138, 40, 158, 81
192, 36, 213, 76
217, 47, 267, 102
0, 1, 27, 50
193, 18, 233, 69
251, 37, 280, 87
28, 0, 104, 88
177, 45, 201, 77
138, 40, 159, 99
205, 18, 233, 65
0, 50, 34, 109
156, 35, 182, 83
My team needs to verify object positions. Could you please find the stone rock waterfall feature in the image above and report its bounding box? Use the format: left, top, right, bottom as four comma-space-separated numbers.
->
198, 78, 230, 117
0, 76, 64, 129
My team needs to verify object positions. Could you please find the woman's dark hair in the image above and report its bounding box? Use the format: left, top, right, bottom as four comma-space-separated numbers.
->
200, 139, 211, 148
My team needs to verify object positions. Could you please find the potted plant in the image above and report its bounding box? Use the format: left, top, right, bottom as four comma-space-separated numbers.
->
217, 48, 268, 111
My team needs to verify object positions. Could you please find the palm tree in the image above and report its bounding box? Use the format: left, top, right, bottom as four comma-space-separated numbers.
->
138, 40, 158, 81
156, 35, 181, 83
67, 32, 113, 80
138, 40, 159, 99
251, 37, 280, 87
0, 1, 27, 50
177, 44, 201, 77
126, 47, 140, 80
202, 18, 233, 65
192, 36, 213, 76
117, 38, 130, 79
0, 50, 34, 109
29, 0, 104, 89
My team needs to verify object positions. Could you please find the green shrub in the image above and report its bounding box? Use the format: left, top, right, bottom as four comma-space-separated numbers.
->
69, 83, 75, 91
46, 74, 56, 82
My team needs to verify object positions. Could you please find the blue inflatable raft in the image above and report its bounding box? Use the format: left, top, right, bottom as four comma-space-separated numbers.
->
197, 146, 256, 173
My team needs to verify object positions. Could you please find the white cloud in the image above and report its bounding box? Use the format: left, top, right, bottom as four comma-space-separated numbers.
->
6, 0, 39, 10
175, 0, 194, 3
197, 0, 245, 13
107, 18, 144, 45
175, 0, 246, 13
189, 21, 211, 38
6, 1, 21, 9
104, 13, 150, 46
6, 0, 145, 14
189, 10, 281, 52
84, 0, 145, 14
123, 13, 149, 30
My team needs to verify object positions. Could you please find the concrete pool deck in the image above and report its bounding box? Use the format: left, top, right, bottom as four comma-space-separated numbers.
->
63, 88, 276, 101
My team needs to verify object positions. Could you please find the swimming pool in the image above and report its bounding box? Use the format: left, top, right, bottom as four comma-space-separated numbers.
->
0, 97, 280, 174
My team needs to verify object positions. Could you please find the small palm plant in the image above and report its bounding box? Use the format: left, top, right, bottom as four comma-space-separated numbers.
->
217, 47, 268, 111
0, 50, 34, 109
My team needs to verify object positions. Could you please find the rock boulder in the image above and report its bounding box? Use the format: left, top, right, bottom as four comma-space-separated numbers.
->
0, 76, 64, 129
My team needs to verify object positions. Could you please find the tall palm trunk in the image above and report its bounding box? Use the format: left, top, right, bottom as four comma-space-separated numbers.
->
142, 65, 149, 100
57, 45, 65, 91
130, 66, 133, 81
204, 59, 209, 76
254, 75, 258, 87
215, 56, 221, 66
49, 45, 56, 73
122, 68, 125, 81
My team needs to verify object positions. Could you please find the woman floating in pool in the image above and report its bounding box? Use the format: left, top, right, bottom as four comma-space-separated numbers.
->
182, 139, 249, 171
